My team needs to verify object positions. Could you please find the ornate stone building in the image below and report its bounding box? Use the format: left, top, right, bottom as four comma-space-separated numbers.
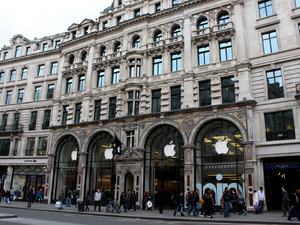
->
0, 0, 299, 210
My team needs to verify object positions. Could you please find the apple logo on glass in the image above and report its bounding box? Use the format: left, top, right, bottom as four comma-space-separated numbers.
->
164, 140, 176, 157
104, 147, 113, 160
215, 137, 229, 154
71, 148, 77, 161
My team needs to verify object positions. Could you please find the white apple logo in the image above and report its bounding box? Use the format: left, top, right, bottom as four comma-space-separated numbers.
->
104, 147, 113, 159
215, 137, 229, 154
164, 140, 176, 157
71, 148, 77, 161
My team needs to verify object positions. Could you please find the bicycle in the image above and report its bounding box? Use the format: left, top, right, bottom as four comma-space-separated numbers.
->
106, 199, 121, 213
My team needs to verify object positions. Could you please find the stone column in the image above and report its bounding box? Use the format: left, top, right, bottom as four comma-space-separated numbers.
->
47, 153, 56, 203
183, 145, 195, 198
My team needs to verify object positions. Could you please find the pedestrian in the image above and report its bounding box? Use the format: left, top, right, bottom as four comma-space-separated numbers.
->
258, 186, 265, 213
66, 189, 72, 207
31, 187, 35, 203
94, 189, 102, 212
186, 191, 194, 216
222, 187, 232, 218
287, 188, 300, 221
173, 192, 184, 217
84, 192, 91, 211
157, 190, 164, 214
1, 189, 5, 204
120, 192, 127, 212
10, 188, 14, 202
237, 190, 247, 215
36, 189, 43, 204
5, 189, 10, 204
57, 191, 64, 210
199, 192, 208, 217
145, 190, 153, 210
27, 188, 33, 208
129, 190, 137, 212
253, 190, 259, 214
193, 189, 200, 216
92, 187, 97, 206
73, 189, 79, 208
282, 186, 289, 217
219, 196, 225, 215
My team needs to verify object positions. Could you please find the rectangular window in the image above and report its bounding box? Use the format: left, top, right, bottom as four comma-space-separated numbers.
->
222, 76, 235, 103
62, 105, 69, 125
171, 52, 182, 72
109, 97, 117, 119
259, 0, 273, 18
103, 21, 108, 29
42, 43, 48, 51
26, 47, 31, 55
219, 41, 233, 61
47, 84, 55, 99
94, 100, 101, 121
38, 65, 45, 76
66, 78, 72, 93
155, 2, 161, 12
172, 0, 178, 6
0, 72, 4, 83
55, 40, 61, 49
199, 80, 211, 106
84, 26, 89, 35
117, 16, 122, 24
13, 113, 20, 130
198, 45, 210, 66
15, 46, 21, 57
152, 89, 161, 113
51, 62, 58, 74
266, 69, 284, 99
10, 70, 16, 81
29, 111, 37, 130
42, 110, 51, 129
134, 9, 140, 17
153, 56, 162, 75
72, 31, 77, 39
112, 67, 120, 84
1, 114, 8, 131
265, 110, 295, 141
129, 65, 141, 77
74, 103, 81, 124
97, 70, 105, 87
21, 68, 28, 79
13, 138, 19, 156
37, 137, 48, 155
17, 89, 24, 103
0, 139, 10, 156
3, 52, 8, 60
296, 0, 300, 7
6, 90, 12, 104
171, 86, 181, 110
126, 130, 135, 147
26, 137, 35, 156
34, 86, 41, 101
78, 75, 85, 91
262, 31, 278, 54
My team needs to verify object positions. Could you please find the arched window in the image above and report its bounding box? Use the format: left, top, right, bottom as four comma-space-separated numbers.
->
81, 51, 87, 61
154, 30, 162, 42
114, 42, 121, 53
172, 25, 181, 37
100, 46, 107, 56
69, 55, 74, 65
132, 36, 141, 48
218, 12, 230, 24
197, 17, 208, 30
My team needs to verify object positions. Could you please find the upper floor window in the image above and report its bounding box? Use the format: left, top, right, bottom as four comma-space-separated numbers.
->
153, 56, 162, 75
10, 70, 16, 81
37, 137, 48, 155
171, 52, 182, 72
26, 137, 35, 156
17, 89, 24, 103
78, 75, 85, 91
129, 58, 141, 77
94, 100, 101, 121
13, 138, 19, 156
218, 12, 230, 25
112, 67, 120, 84
127, 90, 140, 116
259, 0, 273, 18
55, 40, 60, 49
109, 97, 117, 119
118, 0, 122, 5
62, 105, 69, 125
134, 8, 140, 17
172, 0, 178, 6
154, 30, 163, 42
38, 64, 45, 76
126, 131, 135, 147
26, 47, 31, 55
114, 42, 121, 52
132, 36, 141, 48
74, 103, 81, 123
29, 111, 37, 130
103, 21, 108, 29
66, 78, 72, 93
69, 55, 75, 65
198, 45, 210, 66
0, 139, 10, 156
21, 68, 28, 79
197, 18, 208, 31
172, 25, 181, 37
42, 110, 51, 129
3, 52, 8, 60
42, 43, 48, 51
116, 16, 122, 25
222, 76, 235, 103
34, 86, 42, 101
155, 2, 161, 12
296, 0, 300, 7
199, 80, 211, 107
1, 114, 8, 131
81, 51, 87, 61
0, 72, 4, 83
51, 62, 58, 74
100, 46, 107, 56
15, 46, 21, 57
265, 110, 295, 141
13, 113, 20, 130
266, 69, 284, 99
171, 86, 181, 110
262, 31, 278, 54
219, 41, 233, 61
84, 26, 89, 35
152, 89, 161, 113
97, 70, 105, 87
47, 84, 55, 99
6, 91, 12, 104
72, 31, 77, 39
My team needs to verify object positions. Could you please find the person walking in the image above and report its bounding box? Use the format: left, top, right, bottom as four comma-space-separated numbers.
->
73, 189, 79, 208
120, 192, 127, 212
193, 189, 200, 216
157, 190, 165, 214
282, 186, 289, 217
84, 192, 91, 211
36, 189, 43, 203
27, 188, 33, 208
57, 191, 64, 210
129, 190, 137, 212
237, 190, 247, 215
66, 189, 72, 207
31, 187, 35, 203
5, 189, 10, 204
252, 190, 259, 214
287, 188, 300, 221
173, 192, 184, 217
222, 187, 232, 218
258, 186, 265, 213
94, 189, 102, 212
187, 191, 194, 216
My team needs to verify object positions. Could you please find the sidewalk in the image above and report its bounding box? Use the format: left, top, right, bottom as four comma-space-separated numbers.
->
0, 201, 298, 224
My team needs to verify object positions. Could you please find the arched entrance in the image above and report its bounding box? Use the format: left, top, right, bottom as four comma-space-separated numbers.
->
124, 172, 134, 193
194, 119, 245, 205
144, 125, 184, 207
52, 135, 79, 202
85, 131, 115, 204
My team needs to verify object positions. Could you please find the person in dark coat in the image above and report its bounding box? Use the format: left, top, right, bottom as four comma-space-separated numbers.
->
173, 192, 184, 217
222, 187, 232, 218
204, 192, 214, 218
129, 190, 137, 212
120, 192, 127, 212
282, 186, 289, 217
5, 190, 10, 204
187, 191, 194, 216
157, 190, 165, 214
193, 189, 200, 216
27, 188, 33, 208
84, 192, 91, 211
287, 188, 300, 221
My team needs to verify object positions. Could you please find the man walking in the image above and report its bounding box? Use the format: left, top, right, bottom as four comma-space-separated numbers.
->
94, 189, 102, 212
222, 187, 231, 218
258, 186, 265, 213
282, 186, 289, 217
174, 192, 184, 217
27, 188, 33, 208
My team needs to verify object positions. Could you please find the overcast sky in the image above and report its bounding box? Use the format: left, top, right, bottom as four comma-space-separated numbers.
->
0, 0, 112, 48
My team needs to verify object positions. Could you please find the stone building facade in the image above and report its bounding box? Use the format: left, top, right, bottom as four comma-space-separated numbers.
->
0, 0, 299, 210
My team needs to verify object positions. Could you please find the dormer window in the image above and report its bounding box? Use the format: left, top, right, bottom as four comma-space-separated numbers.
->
26, 47, 31, 55
72, 31, 77, 39
15, 46, 21, 57
116, 16, 122, 25
134, 9, 141, 17
156, 3, 161, 12
84, 26, 89, 35
42, 43, 48, 51
103, 21, 108, 30
3, 52, 8, 60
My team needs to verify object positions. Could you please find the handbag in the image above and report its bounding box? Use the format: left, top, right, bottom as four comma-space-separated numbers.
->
147, 200, 153, 208
55, 201, 61, 207
199, 198, 204, 205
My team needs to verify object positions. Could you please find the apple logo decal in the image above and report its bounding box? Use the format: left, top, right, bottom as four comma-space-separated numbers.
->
71, 148, 77, 161
215, 137, 229, 154
104, 147, 113, 160
164, 140, 176, 157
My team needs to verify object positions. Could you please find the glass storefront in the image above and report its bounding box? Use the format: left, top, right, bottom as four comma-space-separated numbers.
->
195, 120, 245, 205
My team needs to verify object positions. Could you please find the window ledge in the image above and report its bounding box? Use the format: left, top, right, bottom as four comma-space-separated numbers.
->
256, 139, 300, 147
255, 19, 280, 30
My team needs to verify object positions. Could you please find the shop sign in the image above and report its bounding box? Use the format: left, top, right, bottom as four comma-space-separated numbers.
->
265, 164, 300, 170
